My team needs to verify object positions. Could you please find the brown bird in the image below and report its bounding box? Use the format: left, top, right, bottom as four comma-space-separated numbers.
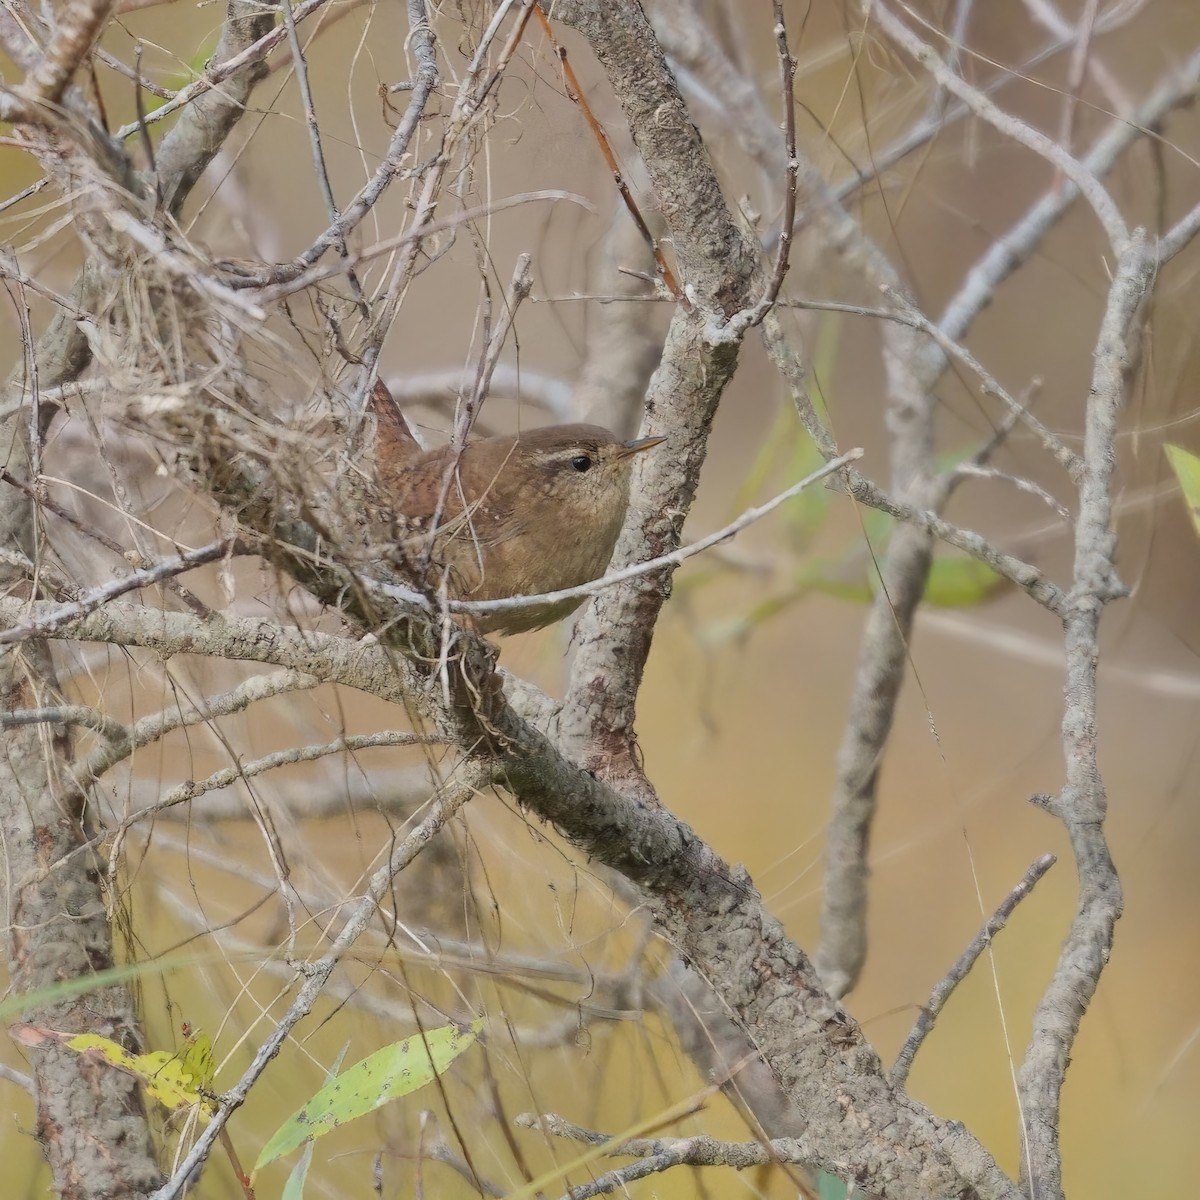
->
370, 381, 663, 636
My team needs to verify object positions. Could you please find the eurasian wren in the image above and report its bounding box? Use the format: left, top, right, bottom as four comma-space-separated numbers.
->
371, 381, 663, 635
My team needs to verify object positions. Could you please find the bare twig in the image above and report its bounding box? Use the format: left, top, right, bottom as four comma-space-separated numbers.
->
1156, 200, 1200, 265
556, 0, 758, 801
784, 295, 1083, 483
892, 854, 1058, 1086
568, 214, 663, 434
362, 0, 535, 357
386, 365, 573, 426
0, 464, 213, 616
0, 1062, 35, 1095
866, 0, 1129, 251
951, 464, 1074, 524
1055, 0, 1104, 160
656, 0, 946, 1004
532, 3, 683, 301
108, 730, 442, 870
457, 254, 535, 442
149, 767, 483, 1199
277, 0, 368, 312
0, 540, 233, 646
71, 669, 321, 793
0, 0, 275, 1189
111, 0, 332, 141
933, 41, 1200, 365
0, 254, 89, 318
1020, 0, 1132, 118
250, 191, 594, 302
708, 1, 797, 338
153, 0, 275, 213
515, 1112, 813, 1199
0, 598, 413, 702
94, 45, 174, 98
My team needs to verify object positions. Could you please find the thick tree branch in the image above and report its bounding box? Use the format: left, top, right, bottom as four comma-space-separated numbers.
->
548, 0, 758, 800
15, 0, 112, 105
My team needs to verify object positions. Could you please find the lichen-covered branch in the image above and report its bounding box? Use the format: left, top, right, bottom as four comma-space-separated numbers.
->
1015, 233, 1148, 1200
550, 0, 758, 798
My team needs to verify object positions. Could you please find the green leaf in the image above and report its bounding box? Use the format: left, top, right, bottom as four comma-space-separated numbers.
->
805, 548, 1001, 609
862, 507, 894, 552
779, 318, 843, 549
144, 36, 220, 117
922, 555, 1005, 607
1165, 444, 1200, 538
0, 954, 209, 1021
669, 564, 729, 597
806, 310, 839, 425
702, 589, 807, 643
800, 562, 875, 605
279, 1043, 348, 1200
281, 1138, 315, 1200
731, 315, 844, 552
254, 1019, 483, 1172
817, 1169, 849, 1200
780, 432, 831, 550
732, 403, 794, 515
934, 444, 975, 474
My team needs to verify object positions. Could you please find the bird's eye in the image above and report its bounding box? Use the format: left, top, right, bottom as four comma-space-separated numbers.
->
570, 454, 593, 472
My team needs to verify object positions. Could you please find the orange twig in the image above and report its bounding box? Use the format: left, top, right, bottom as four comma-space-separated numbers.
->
531, 4, 684, 303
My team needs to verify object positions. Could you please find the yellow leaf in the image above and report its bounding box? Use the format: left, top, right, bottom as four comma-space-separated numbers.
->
15, 1025, 217, 1116
1165, 444, 1200, 538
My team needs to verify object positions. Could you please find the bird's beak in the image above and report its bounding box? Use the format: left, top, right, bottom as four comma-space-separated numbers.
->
618, 434, 666, 458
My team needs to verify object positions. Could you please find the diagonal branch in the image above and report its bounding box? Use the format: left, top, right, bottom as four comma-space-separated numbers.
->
866, 0, 1128, 251
154, 0, 276, 214
893, 854, 1058, 1087
15, 0, 112, 105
